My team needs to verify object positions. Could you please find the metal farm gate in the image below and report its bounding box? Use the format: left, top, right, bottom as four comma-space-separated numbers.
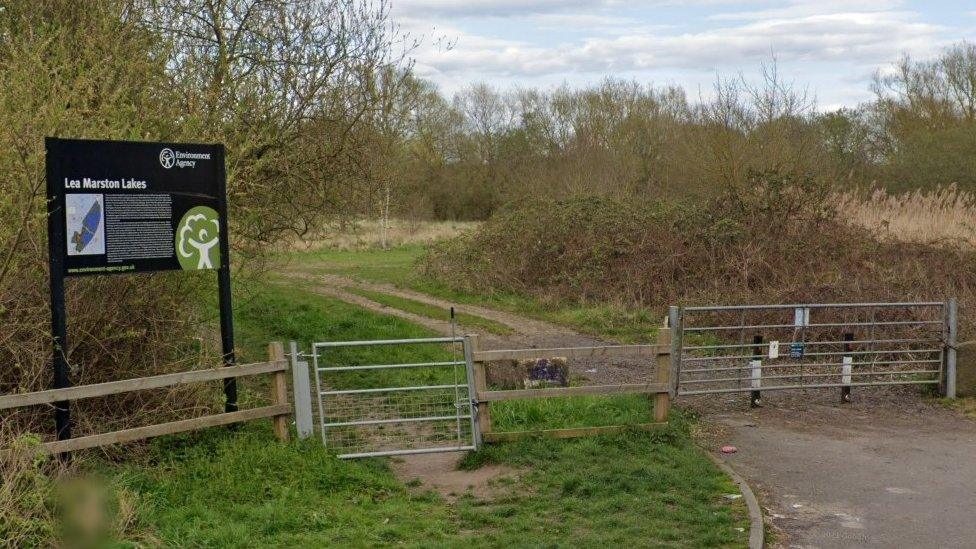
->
303, 336, 481, 459
669, 300, 958, 402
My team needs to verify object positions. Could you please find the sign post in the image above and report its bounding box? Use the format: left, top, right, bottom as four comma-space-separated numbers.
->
215, 146, 237, 413
46, 150, 71, 441
45, 138, 236, 443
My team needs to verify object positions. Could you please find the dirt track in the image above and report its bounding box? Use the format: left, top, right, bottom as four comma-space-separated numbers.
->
279, 271, 590, 340
278, 271, 653, 385
290, 270, 976, 548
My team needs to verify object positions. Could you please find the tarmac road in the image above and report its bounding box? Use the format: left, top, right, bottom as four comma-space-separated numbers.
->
706, 398, 976, 548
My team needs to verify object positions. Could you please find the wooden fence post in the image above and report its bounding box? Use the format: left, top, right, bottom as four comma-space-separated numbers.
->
268, 341, 290, 442
655, 330, 671, 423
470, 334, 492, 437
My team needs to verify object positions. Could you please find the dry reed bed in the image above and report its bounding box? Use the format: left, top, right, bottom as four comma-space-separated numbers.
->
284, 219, 480, 252
835, 184, 976, 248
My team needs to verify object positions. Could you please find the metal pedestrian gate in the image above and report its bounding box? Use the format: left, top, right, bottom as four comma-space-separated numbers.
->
669, 300, 958, 402
298, 336, 480, 459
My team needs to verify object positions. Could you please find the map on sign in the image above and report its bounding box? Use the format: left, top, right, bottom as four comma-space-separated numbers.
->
66, 193, 105, 256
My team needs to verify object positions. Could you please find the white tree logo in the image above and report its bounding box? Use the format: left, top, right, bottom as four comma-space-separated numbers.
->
159, 148, 176, 169
176, 207, 220, 269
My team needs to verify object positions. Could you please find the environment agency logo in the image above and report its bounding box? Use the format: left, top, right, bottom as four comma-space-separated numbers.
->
159, 148, 176, 169
176, 206, 220, 270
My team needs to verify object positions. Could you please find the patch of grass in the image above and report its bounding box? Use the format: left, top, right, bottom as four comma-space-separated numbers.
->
491, 394, 656, 432
111, 423, 461, 547
283, 219, 480, 252
99, 282, 747, 547
282, 244, 425, 287
236, 283, 459, 390
236, 280, 439, 359
111, 422, 748, 548
347, 287, 515, 335
537, 305, 662, 343
283, 245, 661, 342
456, 424, 749, 547
941, 396, 976, 418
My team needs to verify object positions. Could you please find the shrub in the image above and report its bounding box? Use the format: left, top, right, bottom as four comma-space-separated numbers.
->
423, 171, 976, 337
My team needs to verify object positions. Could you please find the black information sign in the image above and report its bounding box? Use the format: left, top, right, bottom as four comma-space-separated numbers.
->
46, 138, 237, 448
47, 138, 227, 276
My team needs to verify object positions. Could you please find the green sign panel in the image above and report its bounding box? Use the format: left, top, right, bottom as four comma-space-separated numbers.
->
176, 206, 221, 270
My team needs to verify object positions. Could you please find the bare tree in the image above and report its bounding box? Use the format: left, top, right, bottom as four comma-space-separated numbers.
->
141, 0, 416, 243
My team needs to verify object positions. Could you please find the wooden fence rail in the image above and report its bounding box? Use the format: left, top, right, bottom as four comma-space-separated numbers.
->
471, 330, 673, 443
1, 342, 292, 455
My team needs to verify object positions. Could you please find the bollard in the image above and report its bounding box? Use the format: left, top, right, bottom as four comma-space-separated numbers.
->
750, 334, 763, 408
841, 333, 853, 403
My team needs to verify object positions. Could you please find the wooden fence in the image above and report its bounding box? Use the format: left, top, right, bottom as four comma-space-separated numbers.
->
470, 330, 672, 443
0, 342, 292, 455
3, 331, 675, 454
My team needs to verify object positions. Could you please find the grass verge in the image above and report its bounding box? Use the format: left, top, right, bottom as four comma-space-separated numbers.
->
458, 418, 747, 548
941, 397, 976, 418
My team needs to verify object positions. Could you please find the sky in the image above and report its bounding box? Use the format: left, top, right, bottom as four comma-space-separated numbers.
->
391, 0, 976, 109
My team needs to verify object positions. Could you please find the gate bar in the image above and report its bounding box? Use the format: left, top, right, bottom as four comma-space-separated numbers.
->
680, 369, 940, 384
680, 358, 941, 374
683, 348, 941, 363
682, 379, 939, 395
684, 320, 944, 332
683, 337, 940, 351
318, 360, 465, 372
325, 414, 471, 428
684, 302, 944, 312
314, 336, 464, 348
339, 445, 476, 460
321, 383, 466, 396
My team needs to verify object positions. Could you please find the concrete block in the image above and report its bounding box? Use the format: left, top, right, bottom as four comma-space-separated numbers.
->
956, 340, 976, 397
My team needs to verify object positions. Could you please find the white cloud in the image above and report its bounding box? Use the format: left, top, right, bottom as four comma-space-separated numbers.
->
393, 0, 760, 18
417, 11, 944, 77
393, 0, 599, 18
396, 0, 959, 105
707, 0, 907, 21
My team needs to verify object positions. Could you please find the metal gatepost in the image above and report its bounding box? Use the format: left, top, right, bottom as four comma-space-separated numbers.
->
304, 336, 480, 459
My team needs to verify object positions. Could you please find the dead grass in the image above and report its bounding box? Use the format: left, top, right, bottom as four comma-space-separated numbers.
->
835, 184, 976, 249
0, 432, 59, 547
283, 218, 480, 252
0, 428, 152, 547
944, 397, 976, 418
